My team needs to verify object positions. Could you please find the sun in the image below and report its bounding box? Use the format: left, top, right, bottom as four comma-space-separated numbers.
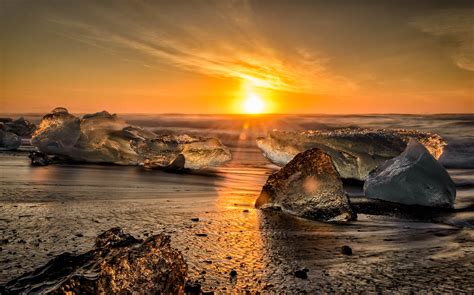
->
243, 92, 266, 114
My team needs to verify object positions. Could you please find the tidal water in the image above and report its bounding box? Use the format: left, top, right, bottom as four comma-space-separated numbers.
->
1, 114, 473, 292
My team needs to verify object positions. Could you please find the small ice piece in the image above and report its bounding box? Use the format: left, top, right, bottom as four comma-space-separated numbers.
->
256, 128, 446, 180
256, 148, 356, 222
0, 130, 21, 150
364, 139, 456, 208
137, 135, 232, 170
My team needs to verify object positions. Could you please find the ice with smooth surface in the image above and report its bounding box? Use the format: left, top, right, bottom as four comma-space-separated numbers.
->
31, 108, 231, 169
256, 128, 446, 180
0, 130, 21, 150
364, 139, 456, 208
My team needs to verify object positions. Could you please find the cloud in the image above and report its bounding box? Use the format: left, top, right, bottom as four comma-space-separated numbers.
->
47, 1, 355, 95
411, 9, 474, 71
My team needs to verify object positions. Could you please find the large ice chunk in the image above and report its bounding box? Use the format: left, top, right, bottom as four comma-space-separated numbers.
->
2, 228, 187, 294
256, 148, 356, 222
31, 108, 232, 169
256, 128, 446, 180
363, 140, 456, 208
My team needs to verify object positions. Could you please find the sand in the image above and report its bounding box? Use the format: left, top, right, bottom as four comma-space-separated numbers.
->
1, 148, 473, 293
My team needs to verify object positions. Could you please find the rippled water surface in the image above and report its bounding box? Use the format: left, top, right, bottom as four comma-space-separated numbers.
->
1, 114, 473, 292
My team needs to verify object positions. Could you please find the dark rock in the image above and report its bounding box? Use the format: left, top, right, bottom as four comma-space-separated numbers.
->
294, 270, 308, 279
341, 245, 353, 255
184, 281, 202, 293
1, 227, 187, 294
29, 152, 55, 166
195, 233, 208, 237
255, 148, 356, 222
230, 270, 238, 277
0, 118, 13, 123
190, 217, 200, 222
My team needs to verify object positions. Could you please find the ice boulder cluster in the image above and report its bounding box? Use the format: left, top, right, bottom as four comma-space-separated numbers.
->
31, 108, 231, 169
256, 128, 456, 222
256, 128, 446, 180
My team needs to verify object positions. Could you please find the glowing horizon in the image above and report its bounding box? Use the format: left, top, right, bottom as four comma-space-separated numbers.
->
1, 1, 473, 114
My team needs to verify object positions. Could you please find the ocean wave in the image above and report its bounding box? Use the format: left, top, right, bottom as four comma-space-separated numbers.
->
440, 138, 474, 169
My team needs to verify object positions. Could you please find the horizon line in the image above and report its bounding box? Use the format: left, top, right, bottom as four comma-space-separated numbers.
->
1, 111, 474, 117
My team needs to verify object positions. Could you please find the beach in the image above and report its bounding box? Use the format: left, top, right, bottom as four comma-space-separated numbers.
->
1, 114, 473, 292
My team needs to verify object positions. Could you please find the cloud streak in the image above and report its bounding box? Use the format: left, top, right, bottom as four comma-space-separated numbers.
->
411, 9, 474, 72
47, 1, 355, 95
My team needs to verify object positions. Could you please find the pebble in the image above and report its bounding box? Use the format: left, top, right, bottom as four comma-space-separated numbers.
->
294, 269, 308, 279
341, 245, 353, 255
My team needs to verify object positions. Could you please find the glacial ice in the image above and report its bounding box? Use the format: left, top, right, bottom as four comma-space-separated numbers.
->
0, 117, 36, 136
256, 128, 446, 180
3, 228, 187, 294
0, 130, 21, 150
31, 108, 232, 169
256, 148, 356, 222
364, 139, 456, 208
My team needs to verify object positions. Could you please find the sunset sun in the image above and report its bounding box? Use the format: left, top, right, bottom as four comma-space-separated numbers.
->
243, 92, 266, 114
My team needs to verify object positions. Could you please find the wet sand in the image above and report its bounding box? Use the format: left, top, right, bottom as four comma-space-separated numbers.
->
1, 148, 473, 293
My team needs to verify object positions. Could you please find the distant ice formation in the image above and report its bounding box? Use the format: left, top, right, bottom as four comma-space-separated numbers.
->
0, 130, 21, 150
256, 128, 446, 180
364, 140, 456, 208
0, 117, 36, 136
0, 116, 36, 150
31, 108, 232, 169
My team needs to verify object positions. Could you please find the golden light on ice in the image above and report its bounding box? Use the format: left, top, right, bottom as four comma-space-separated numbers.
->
243, 92, 266, 114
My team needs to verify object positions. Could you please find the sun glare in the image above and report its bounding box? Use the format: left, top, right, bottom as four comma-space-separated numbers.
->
243, 92, 266, 114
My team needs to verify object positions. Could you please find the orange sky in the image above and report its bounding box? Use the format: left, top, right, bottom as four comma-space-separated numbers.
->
1, 0, 473, 114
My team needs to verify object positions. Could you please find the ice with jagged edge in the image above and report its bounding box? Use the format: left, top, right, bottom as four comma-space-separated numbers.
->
31, 108, 232, 169
364, 139, 456, 208
256, 128, 446, 180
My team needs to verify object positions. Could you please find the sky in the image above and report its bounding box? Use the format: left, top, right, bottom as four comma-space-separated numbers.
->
1, 0, 473, 114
